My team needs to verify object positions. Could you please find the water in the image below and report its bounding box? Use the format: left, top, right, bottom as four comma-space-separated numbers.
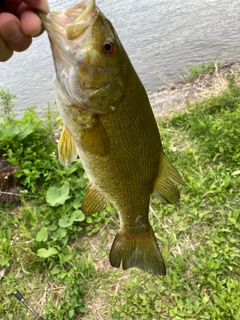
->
1, 0, 240, 117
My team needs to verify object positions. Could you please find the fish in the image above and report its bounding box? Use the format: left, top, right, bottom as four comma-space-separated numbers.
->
36, 0, 184, 276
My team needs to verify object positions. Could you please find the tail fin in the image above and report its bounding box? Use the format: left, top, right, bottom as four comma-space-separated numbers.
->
109, 226, 166, 276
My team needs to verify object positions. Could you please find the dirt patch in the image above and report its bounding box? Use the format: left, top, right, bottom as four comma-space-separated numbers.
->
148, 62, 240, 116
0, 157, 21, 204
79, 230, 132, 320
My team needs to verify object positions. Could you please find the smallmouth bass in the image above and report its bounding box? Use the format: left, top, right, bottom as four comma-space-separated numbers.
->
37, 0, 184, 275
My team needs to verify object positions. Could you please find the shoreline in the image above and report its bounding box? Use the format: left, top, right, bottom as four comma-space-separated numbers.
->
148, 61, 240, 116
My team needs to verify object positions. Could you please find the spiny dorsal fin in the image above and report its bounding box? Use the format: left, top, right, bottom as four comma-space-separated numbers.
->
81, 182, 108, 214
57, 117, 78, 167
153, 153, 185, 204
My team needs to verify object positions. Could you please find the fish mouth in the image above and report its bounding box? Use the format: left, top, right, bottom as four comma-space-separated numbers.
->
36, 0, 97, 40
36, 0, 99, 75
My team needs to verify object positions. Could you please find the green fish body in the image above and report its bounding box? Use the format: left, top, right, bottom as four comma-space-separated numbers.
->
37, 0, 184, 275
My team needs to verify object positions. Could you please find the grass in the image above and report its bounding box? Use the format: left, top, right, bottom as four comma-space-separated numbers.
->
185, 61, 220, 82
0, 73, 240, 319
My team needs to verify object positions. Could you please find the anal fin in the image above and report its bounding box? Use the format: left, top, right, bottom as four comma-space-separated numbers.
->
82, 183, 108, 214
153, 153, 185, 204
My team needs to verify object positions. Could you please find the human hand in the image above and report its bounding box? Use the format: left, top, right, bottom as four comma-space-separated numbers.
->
0, 0, 49, 61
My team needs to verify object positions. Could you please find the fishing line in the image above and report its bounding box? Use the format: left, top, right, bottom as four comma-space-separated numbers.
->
13, 290, 45, 320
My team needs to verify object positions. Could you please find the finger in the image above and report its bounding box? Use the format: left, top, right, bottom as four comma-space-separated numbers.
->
22, 0, 49, 13
3, 0, 49, 14
1, 0, 22, 14
0, 13, 32, 52
21, 10, 43, 36
18, 4, 43, 36
0, 37, 13, 61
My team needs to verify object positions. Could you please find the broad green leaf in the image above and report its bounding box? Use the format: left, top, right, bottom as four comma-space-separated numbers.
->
56, 228, 67, 240
86, 217, 93, 223
0, 125, 19, 140
0, 123, 34, 141
37, 247, 58, 258
202, 296, 209, 304
72, 210, 85, 222
69, 309, 75, 318
50, 267, 61, 275
46, 184, 70, 206
58, 216, 74, 228
58, 211, 85, 228
232, 170, 240, 176
228, 218, 236, 226
17, 123, 35, 140
212, 294, 227, 310
72, 196, 82, 209
47, 224, 58, 231
36, 227, 48, 242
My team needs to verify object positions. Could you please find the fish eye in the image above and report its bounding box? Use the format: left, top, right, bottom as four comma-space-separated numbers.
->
102, 40, 115, 54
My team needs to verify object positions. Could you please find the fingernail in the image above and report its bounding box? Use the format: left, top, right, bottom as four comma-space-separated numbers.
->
1, 21, 22, 41
32, 0, 50, 14
39, 2, 50, 14
29, 25, 42, 37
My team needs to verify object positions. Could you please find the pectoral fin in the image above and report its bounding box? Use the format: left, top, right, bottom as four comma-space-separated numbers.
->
57, 119, 78, 167
82, 183, 108, 214
80, 118, 110, 157
153, 153, 185, 204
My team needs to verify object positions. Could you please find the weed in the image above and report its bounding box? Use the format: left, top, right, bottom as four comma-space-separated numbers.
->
181, 61, 220, 83
189, 61, 219, 78
0, 89, 101, 319
0, 87, 15, 122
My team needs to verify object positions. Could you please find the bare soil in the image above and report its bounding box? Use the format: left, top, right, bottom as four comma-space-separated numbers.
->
148, 62, 240, 116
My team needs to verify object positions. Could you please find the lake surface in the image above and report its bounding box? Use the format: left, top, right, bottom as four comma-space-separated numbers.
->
1, 0, 240, 117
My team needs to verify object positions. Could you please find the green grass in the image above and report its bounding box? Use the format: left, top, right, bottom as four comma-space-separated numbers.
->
0, 75, 240, 319
182, 61, 220, 82
188, 61, 219, 78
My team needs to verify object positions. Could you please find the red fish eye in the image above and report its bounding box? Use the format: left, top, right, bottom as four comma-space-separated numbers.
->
103, 41, 115, 54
